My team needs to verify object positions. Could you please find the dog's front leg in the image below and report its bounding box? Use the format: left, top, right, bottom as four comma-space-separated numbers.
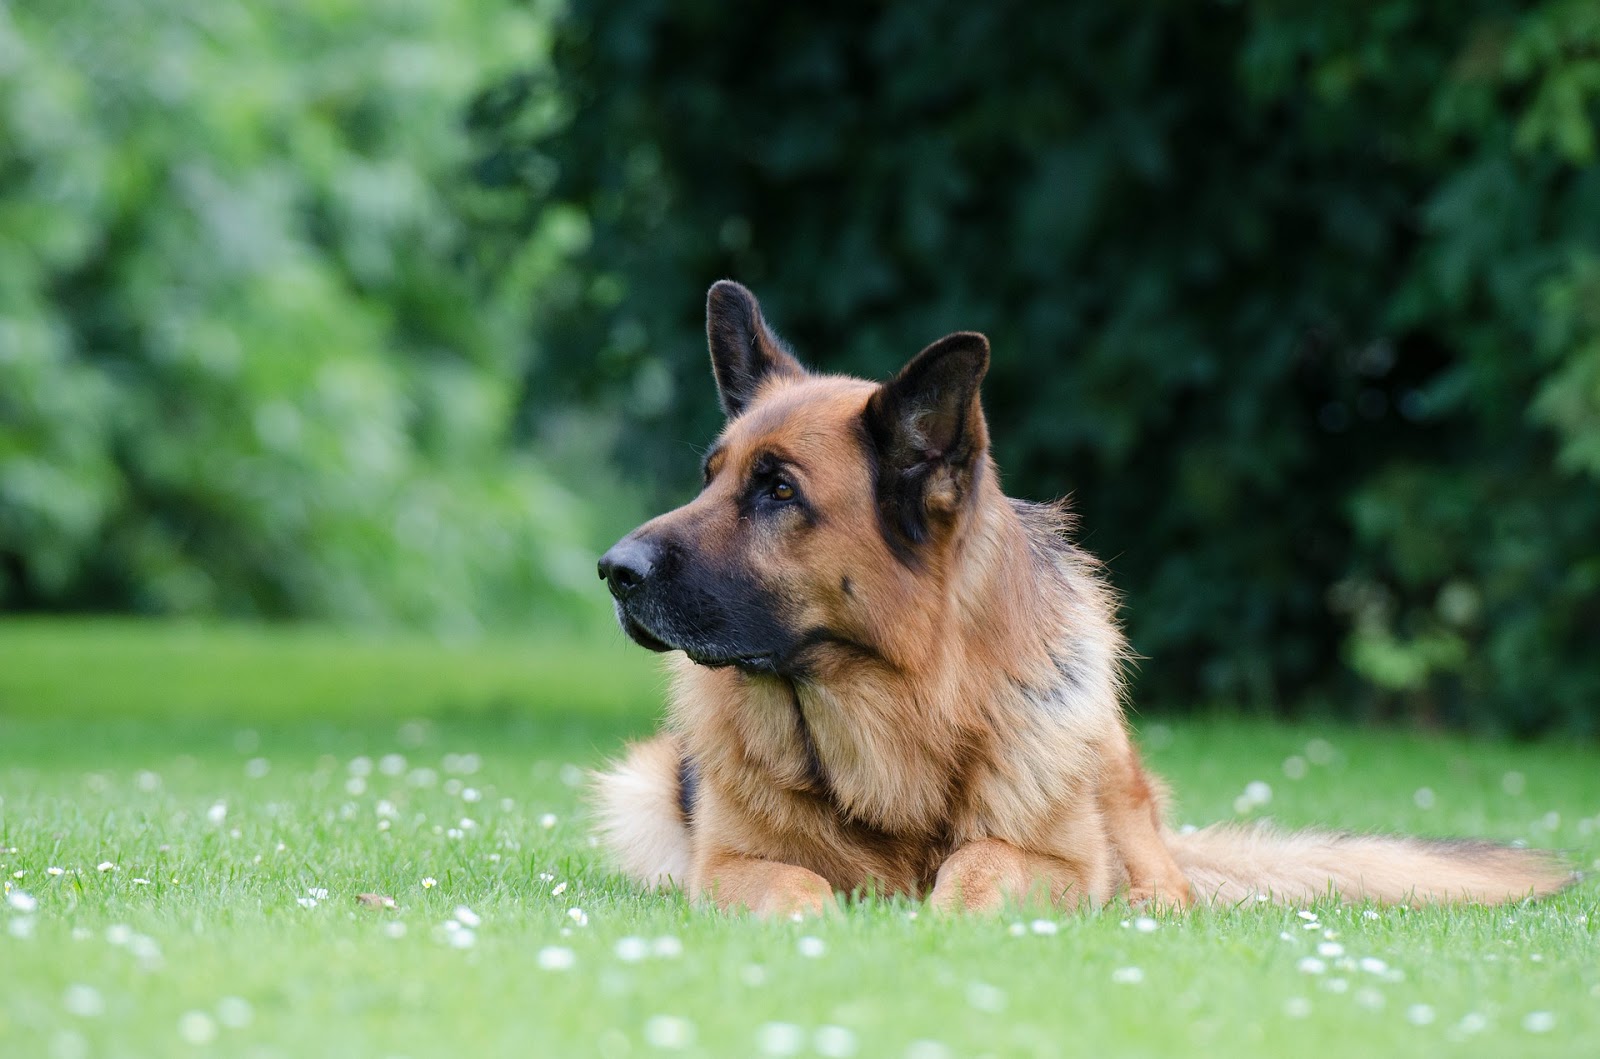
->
693, 850, 835, 918
1099, 738, 1192, 908
929, 837, 1109, 914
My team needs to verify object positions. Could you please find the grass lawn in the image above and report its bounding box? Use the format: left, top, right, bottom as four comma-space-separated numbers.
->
1, 619, 1597, 1058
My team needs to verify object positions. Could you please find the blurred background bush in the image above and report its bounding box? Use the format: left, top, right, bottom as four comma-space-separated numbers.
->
3, 1, 1598, 733
0, 0, 604, 634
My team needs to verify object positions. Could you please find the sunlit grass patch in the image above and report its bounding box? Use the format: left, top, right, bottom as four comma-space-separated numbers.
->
1, 620, 1597, 1057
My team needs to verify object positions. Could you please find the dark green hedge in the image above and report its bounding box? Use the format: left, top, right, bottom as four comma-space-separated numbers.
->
487, 1, 1600, 732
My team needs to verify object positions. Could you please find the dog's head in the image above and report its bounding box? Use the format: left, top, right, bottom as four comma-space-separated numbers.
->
598, 281, 991, 676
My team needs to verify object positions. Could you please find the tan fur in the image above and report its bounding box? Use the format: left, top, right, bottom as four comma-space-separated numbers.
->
1169, 824, 1570, 906
591, 313, 1572, 918
588, 733, 692, 889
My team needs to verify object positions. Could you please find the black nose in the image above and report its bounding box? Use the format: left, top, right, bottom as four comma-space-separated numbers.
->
598, 537, 656, 600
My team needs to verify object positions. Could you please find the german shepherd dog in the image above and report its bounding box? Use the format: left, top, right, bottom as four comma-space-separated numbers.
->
592, 281, 1570, 916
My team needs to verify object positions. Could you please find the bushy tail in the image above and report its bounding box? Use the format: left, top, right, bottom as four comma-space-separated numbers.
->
588, 734, 693, 889
1169, 822, 1573, 906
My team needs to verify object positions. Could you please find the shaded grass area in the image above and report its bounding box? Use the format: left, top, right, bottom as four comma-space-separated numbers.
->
0, 617, 657, 724
1, 619, 1597, 1058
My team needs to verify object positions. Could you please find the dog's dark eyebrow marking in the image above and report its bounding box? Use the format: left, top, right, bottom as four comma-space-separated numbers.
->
750, 447, 805, 477
704, 443, 808, 484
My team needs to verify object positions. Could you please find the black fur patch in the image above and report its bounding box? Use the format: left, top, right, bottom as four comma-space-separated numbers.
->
707, 281, 804, 418
1051, 651, 1086, 695
788, 626, 884, 670
788, 683, 828, 795
676, 752, 699, 827
855, 415, 923, 568
1006, 650, 1088, 714
616, 533, 798, 670
858, 413, 989, 568
859, 332, 989, 562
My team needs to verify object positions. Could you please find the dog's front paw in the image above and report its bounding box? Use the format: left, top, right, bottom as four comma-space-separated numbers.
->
1126, 881, 1191, 910
929, 839, 1032, 915
751, 866, 835, 919
700, 856, 836, 918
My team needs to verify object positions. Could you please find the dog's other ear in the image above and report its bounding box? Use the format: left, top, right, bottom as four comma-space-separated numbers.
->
865, 332, 991, 546
706, 280, 805, 418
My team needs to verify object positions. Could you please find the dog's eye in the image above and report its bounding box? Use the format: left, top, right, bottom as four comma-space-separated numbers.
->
769, 480, 796, 502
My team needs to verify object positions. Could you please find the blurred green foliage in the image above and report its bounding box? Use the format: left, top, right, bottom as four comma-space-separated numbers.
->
490, 1, 1600, 732
0, 0, 602, 632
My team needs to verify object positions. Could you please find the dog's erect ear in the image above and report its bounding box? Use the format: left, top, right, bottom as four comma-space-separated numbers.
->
706, 280, 805, 418
865, 332, 991, 547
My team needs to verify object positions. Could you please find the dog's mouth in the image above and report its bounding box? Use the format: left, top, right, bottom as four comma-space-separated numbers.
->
688, 650, 779, 674
617, 609, 777, 673
618, 611, 674, 654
